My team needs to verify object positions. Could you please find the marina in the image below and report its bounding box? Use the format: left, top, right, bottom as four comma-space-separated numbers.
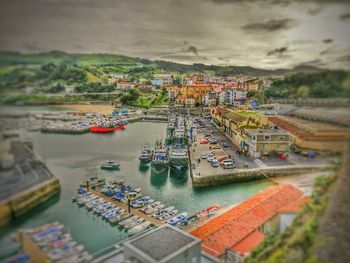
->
0, 106, 273, 258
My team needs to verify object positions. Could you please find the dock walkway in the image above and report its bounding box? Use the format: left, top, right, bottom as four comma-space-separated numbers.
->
90, 190, 166, 226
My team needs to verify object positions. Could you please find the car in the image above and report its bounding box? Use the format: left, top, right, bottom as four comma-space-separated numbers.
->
220, 159, 235, 166
222, 163, 236, 169
223, 143, 228, 147
211, 160, 219, 168
209, 140, 218, 144
207, 156, 216, 163
212, 145, 221, 149
201, 153, 207, 159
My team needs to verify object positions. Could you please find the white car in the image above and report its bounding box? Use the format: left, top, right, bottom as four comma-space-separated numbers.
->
201, 153, 207, 159
220, 159, 234, 166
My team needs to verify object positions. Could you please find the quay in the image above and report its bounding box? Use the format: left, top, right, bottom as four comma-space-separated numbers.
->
0, 138, 60, 226
89, 189, 166, 227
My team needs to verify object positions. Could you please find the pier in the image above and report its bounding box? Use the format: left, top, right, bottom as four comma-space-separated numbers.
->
89, 189, 166, 227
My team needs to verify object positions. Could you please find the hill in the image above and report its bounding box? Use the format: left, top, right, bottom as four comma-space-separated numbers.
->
0, 51, 323, 77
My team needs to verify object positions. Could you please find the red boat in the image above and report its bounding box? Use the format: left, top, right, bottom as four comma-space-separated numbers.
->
90, 124, 125, 133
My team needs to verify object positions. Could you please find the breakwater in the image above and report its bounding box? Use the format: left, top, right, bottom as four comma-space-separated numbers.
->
191, 164, 328, 187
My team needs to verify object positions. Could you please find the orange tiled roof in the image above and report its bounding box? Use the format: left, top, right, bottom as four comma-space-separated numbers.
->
279, 196, 309, 213
187, 83, 211, 87
232, 230, 265, 254
191, 184, 303, 257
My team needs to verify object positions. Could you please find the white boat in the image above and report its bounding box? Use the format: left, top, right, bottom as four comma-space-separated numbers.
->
129, 221, 152, 236
119, 215, 139, 226
167, 212, 188, 225
125, 218, 145, 229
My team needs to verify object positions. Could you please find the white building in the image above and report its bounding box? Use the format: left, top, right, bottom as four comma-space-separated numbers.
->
221, 88, 247, 106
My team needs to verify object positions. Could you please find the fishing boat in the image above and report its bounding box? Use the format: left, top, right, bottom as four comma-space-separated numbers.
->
128, 221, 152, 236
90, 124, 125, 133
139, 144, 153, 164
151, 141, 169, 171
157, 209, 178, 221
101, 160, 120, 170
169, 145, 188, 171
167, 212, 188, 225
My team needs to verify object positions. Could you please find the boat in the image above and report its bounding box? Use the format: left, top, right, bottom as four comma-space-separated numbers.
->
157, 209, 178, 221
145, 204, 165, 215
101, 160, 120, 170
195, 205, 220, 218
90, 124, 125, 133
151, 141, 169, 171
139, 144, 153, 164
125, 218, 145, 229
109, 212, 130, 224
169, 145, 188, 171
119, 216, 139, 226
128, 221, 152, 236
167, 212, 188, 225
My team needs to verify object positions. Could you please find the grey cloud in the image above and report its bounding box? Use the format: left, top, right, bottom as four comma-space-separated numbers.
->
339, 13, 350, 21
241, 19, 298, 33
181, 42, 199, 56
323, 38, 333, 43
267, 47, 288, 56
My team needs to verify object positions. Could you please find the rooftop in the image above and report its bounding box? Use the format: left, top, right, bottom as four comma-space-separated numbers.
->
191, 184, 303, 257
244, 128, 289, 136
125, 224, 200, 262
279, 196, 309, 213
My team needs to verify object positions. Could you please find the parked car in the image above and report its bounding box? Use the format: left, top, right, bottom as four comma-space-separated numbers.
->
223, 143, 228, 147
222, 163, 236, 169
211, 160, 219, 168
201, 153, 207, 159
212, 145, 221, 149
207, 156, 216, 163
220, 159, 235, 166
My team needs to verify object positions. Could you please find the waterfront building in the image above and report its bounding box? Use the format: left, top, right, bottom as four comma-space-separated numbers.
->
211, 107, 269, 149
191, 184, 304, 262
278, 196, 309, 233
269, 116, 350, 154
243, 128, 290, 158
96, 224, 218, 263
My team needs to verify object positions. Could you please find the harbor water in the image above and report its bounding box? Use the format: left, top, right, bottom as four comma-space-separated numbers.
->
0, 106, 273, 255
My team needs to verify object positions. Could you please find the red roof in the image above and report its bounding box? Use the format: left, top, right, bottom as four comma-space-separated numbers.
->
232, 230, 265, 254
191, 184, 303, 257
187, 83, 211, 87
279, 196, 308, 213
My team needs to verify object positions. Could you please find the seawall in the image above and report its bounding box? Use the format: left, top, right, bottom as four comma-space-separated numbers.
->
192, 165, 328, 188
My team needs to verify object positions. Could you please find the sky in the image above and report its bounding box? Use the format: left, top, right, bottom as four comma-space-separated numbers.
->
0, 0, 349, 69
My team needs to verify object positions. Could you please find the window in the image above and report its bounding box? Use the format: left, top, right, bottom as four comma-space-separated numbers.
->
264, 135, 271, 140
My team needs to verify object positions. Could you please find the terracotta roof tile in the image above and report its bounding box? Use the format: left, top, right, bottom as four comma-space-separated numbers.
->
191, 184, 303, 257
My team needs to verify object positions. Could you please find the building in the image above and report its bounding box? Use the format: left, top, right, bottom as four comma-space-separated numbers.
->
211, 107, 269, 148
269, 116, 350, 154
95, 224, 218, 263
182, 84, 212, 106
191, 184, 303, 262
243, 128, 290, 158
278, 196, 308, 233
222, 88, 247, 107
152, 74, 173, 86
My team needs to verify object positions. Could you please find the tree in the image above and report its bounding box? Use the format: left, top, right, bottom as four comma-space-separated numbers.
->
296, 85, 310, 98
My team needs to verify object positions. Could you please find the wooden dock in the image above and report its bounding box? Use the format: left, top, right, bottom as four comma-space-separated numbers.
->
90, 190, 166, 226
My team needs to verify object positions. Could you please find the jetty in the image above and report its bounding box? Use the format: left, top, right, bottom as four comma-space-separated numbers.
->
89, 189, 166, 226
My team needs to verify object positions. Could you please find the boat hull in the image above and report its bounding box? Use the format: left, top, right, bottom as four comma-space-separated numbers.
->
90, 125, 125, 133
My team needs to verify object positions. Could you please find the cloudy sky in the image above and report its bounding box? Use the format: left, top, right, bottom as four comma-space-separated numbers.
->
0, 0, 349, 69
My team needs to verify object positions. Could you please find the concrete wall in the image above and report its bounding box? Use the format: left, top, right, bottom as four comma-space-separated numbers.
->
0, 177, 60, 226
192, 165, 327, 188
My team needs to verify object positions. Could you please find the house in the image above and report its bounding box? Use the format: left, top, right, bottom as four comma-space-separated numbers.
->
152, 74, 173, 86
191, 184, 303, 262
243, 128, 290, 158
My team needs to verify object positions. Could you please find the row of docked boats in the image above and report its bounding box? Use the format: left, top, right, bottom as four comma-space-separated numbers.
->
72, 191, 153, 236
20, 222, 92, 262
